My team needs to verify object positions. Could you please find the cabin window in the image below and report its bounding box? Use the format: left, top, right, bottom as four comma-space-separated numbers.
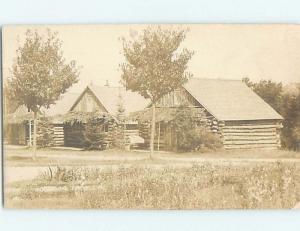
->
104, 124, 109, 132
126, 123, 138, 130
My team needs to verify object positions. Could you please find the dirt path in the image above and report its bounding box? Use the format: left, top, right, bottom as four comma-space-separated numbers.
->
4, 166, 47, 183
4, 146, 300, 184
5, 156, 300, 184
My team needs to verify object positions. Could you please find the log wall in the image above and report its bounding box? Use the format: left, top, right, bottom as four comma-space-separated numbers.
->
53, 125, 64, 146
64, 121, 117, 148
219, 120, 282, 149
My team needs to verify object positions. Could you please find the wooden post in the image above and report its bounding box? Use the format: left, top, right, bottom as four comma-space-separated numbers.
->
150, 103, 156, 159
33, 111, 37, 160
157, 122, 160, 151
29, 119, 32, 147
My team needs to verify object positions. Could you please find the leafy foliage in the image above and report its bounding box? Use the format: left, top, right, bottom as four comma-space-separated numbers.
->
116, 91, 126, 122
280, 92, 300, 150
170, 107, 222, 152
121, 27, 194, 102
114, 93, 130, 149
243, 77, 283, 112
83, 117, 108, 150
120, 26, 194, 155
243, 78, 300, 150
63, 111, 114, 150
3, 81, 19, 115
7, 29, 80, 112
63, 111, 113, 125
6, 29, 80, 155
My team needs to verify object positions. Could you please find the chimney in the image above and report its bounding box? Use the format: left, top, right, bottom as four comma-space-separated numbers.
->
105, 80, 109, 87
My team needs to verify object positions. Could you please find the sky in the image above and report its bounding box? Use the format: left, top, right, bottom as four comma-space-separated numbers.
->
3, 24, 300, 93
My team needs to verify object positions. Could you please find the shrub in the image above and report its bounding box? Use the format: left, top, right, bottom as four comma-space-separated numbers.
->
83, 117, 107, 150
170, 106, 222, 152
114, 124, 130, 149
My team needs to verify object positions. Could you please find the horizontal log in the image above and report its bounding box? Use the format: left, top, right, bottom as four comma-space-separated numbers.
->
53, 130, 64, 133
222, 131, 277, 137
222, 128, 276, 133
223, 140, 278, 145
224, 144, 278, 149
54, 134, 64, 138
224, 124, 281, 129
53, 138, 64, 141
223, 136, 277, 141
53, 127, 64, 129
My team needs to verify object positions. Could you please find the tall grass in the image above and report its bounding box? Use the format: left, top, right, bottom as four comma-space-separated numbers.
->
13, 162, 300, 209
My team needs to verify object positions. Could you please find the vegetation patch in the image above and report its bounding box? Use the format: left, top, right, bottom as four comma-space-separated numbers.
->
5, 162, 300, 209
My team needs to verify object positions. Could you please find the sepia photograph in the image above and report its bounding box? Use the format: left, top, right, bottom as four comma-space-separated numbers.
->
2, 24, 300, 209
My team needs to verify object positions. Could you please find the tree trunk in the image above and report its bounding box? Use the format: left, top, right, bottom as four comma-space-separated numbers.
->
157, 122, 160, 151
150, 103, 156, 159
29, 119, 32, 147
33, 111, 37, 160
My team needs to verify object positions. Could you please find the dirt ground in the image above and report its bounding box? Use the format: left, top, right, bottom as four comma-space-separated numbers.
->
3, 145, 300, 184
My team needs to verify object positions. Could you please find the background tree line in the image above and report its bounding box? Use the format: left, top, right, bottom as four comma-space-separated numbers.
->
243, 78, 300, 150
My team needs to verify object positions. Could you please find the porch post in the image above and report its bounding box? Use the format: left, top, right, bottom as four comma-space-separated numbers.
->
29, 119, 32, 147
157, 122, 160, 151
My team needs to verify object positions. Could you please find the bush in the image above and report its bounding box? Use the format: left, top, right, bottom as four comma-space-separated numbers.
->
114, 124, 130, 149
171, 107, 222, 152
83, 117, 107, 150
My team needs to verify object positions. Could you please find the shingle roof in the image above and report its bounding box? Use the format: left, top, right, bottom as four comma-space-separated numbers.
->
7, 92, 80, 123
88, 84, 149, 117
42, 92, 80, 116
184, 78, 283, 121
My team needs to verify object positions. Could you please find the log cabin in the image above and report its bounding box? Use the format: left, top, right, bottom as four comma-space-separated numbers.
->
5, 92, 80, 146
134, 78, 283, 150
64, 84, 149, 148
5, 83, 148, 149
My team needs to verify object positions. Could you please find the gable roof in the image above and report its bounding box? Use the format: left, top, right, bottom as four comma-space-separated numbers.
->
42, 92, 80, 117
184, 78, 283, 121
72, 84, 149, 117
7, 91, 80, 123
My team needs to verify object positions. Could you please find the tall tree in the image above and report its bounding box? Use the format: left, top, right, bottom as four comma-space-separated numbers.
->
242, 77, 283, 112
280, 90, 300, 150
116, 91, 126, 122
243, 78, 300, 150
116, 91, 127, 148
7, 29, 80, 159
120, 26, 194, 158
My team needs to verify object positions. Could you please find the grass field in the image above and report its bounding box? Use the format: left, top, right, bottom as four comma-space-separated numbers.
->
3, 145, 300, 209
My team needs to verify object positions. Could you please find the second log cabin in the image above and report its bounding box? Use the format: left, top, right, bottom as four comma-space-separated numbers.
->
134, 78, 283, 150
